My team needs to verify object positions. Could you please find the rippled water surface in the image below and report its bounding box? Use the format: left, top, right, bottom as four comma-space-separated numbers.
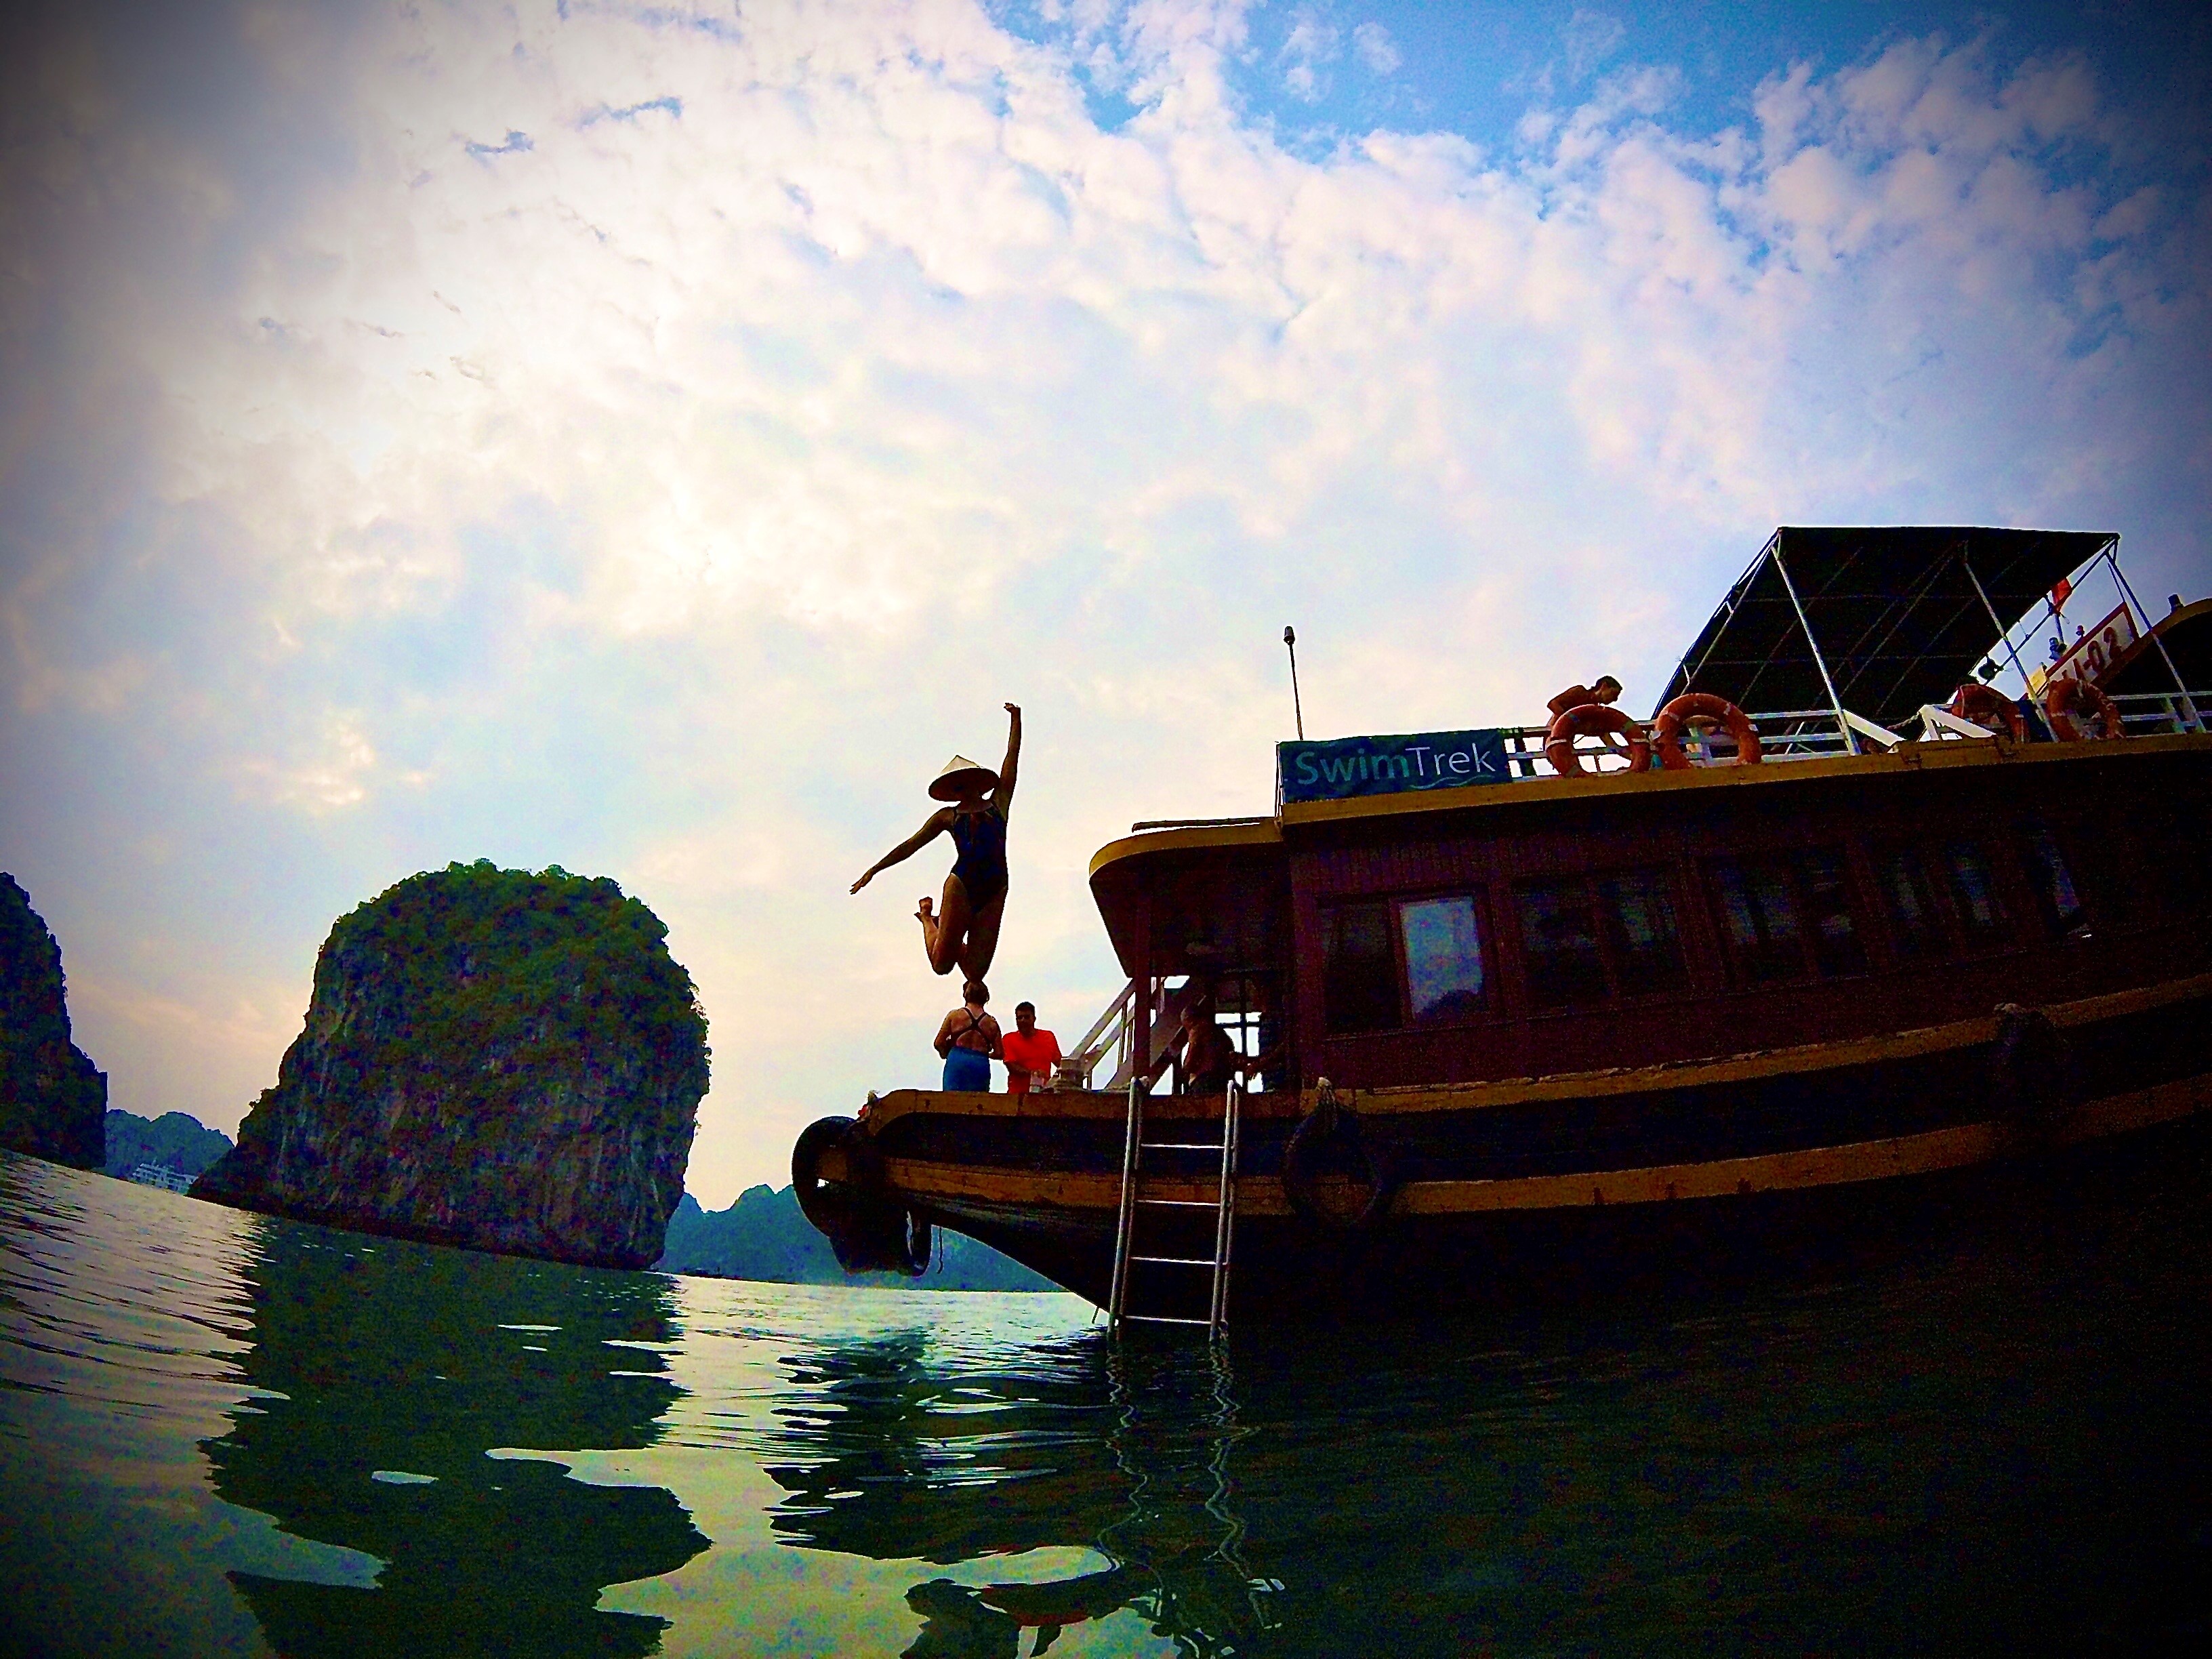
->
5, 1148, 2211, 1656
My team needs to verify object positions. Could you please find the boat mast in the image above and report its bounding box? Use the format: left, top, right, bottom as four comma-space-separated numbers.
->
1959, 546, 2036, 693
1769, 533, 1860, 756
2100, 538, 2203, 731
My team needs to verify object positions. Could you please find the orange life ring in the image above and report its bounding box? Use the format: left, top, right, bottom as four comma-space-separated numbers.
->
1545, 703, 1652, 775
2043, 674, 2123, 741
1947, 682, 2026, 742
1652, 693, 1762, 771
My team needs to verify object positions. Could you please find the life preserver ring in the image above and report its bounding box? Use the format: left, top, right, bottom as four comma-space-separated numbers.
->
2043, 675, 2123, 741
1947, 682, 2026, 742
1544, 704, 1652, 775
1652, 693, 1762, 771
792, 1115, 931, 1275
1282, 1082, 1399, 1233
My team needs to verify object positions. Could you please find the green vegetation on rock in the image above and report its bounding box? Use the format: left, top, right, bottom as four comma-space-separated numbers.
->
196, 861, 710, 1270
104, 1109, 232, 1182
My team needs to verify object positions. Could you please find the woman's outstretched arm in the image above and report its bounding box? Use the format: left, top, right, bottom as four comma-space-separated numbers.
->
852, 808, 952, 893
994, 703, 1022, 810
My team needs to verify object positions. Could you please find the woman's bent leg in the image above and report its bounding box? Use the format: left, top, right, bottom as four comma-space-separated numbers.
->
924, 876, 974, 975
960, 889, 1007, 979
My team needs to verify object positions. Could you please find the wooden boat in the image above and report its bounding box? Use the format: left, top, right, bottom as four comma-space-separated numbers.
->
796, 528, 2212, 1319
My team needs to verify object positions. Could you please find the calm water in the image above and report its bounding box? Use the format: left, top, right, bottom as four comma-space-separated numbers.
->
5, 1149, 2210, 1656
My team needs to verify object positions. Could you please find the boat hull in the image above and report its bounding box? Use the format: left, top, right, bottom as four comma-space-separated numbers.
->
832, 972, 2212, 1317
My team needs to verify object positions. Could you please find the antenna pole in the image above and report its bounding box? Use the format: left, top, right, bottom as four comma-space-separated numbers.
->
1283, 626, 1305, 740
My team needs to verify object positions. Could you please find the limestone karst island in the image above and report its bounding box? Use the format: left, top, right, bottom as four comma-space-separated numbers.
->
193, 861, 710, 1271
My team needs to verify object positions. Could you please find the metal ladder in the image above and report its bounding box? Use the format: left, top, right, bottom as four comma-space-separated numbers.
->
1107, 1076, 1242, 1334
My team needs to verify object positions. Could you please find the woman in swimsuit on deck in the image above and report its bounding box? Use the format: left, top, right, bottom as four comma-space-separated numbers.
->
851, 703, 1021, 979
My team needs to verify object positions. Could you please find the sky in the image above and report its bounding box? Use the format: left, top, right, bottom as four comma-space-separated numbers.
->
3, 0, 2207, 1206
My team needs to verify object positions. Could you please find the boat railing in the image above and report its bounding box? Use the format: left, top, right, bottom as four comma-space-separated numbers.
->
1498, 705, 1898, 779
1914, 687, 2211, 741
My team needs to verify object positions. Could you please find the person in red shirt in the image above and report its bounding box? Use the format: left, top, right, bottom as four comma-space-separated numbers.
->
1001, 1002, 1063, 1097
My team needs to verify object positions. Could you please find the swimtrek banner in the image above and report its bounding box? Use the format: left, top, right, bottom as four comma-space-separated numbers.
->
1277, 730, 1511, 805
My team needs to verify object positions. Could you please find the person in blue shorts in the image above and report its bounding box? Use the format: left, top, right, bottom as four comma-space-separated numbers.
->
851, 703, 1021, 979
934, 979, 1002, 1092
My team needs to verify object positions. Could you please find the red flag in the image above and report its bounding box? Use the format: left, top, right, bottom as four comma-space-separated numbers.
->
2051, 576, 2073, 613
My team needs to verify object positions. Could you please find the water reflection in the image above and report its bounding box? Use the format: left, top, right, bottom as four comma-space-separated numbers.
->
766, 1330, 1277, 1656
205, 1223, 708, 1657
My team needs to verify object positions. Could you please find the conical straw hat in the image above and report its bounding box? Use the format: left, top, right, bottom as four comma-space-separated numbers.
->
928, 754, 999, 801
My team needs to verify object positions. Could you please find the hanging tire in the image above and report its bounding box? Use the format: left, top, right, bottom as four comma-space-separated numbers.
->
1282, 1088, 1401, 1233
1989, 1003, 2074, 1129
792, 1115, 930, 1275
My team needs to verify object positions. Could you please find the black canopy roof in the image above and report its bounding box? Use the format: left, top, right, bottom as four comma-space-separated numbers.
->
1656, 527, 2117, 730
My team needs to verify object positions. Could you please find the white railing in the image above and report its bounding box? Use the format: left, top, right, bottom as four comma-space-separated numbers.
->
1498, 705, 1905, 779
1917, 687, 2210, 741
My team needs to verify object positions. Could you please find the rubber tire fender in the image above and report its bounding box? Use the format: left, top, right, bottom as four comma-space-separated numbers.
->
1282, 1101, 1401, 1234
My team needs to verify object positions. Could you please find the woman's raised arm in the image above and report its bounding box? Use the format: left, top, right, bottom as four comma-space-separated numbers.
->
852, 807, 952, 893
994, 703, 1022, 811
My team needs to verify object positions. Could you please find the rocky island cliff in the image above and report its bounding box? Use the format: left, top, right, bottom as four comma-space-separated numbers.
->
195, 862, 709, 1269
1, 873, 107, 1168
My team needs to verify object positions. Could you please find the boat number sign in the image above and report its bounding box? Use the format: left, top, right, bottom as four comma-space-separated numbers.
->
1277, 729, 1511, 805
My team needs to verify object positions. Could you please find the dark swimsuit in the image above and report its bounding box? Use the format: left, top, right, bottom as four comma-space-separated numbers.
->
949, 803, 1008, 907
942, 1009, 994, 1091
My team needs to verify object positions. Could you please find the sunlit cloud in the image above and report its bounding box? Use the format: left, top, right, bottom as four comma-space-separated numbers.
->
3, 0, 2205, 1204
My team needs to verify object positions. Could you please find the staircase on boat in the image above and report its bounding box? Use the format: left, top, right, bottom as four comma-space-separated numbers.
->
1109, 1077, 1243, 1334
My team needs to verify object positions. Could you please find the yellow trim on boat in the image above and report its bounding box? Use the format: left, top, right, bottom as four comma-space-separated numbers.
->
854, 970, 2212, 1132
1274, 727, 2212, 830
876, 1069, 2211, 1220
1086, 817, 1282, 880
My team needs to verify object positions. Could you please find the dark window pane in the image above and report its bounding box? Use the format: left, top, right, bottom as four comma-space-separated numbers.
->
1516, 880, 1608, 1008
2020, 826, 2089, 939
1400, 896, 1487, 1025
1597, 870, 1686, 997
1711, 859, 1804, 983
1322, 901, 1397, 1033
1942, 842, 2010, 942
1874, 848, 1946, 960
1797, 848, 1868, 978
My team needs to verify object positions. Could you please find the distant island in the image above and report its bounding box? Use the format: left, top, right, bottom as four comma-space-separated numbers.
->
104, 1108, 232, 1185
659, 1185, 1057, 1291
194, 861, 710, 1271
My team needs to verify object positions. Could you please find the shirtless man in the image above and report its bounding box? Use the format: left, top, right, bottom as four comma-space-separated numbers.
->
1547, 675, 1622, 719
1147, 996, 1240, 1096
853, 704, 1021, 979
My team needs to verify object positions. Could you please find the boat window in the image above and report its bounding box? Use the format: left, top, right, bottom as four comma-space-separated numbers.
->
1797, 849, 1868, 978
1708, 858, 1803, 984
1595, 870, 1686, 998
1515, 880, 1608, 1009
1941, 842, 2010, 943
2020, 826, 2090, 940
1872, 848, 1946, 960
1399, 896, 1487, 1025
1322, 901, 1398, 1033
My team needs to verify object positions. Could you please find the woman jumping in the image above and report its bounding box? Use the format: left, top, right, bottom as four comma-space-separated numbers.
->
851, 703, 1021, 979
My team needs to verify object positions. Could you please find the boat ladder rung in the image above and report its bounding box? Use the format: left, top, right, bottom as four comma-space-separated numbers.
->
1107, 1076, 1243, 1337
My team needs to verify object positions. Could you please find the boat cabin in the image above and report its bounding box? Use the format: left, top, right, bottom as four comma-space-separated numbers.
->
1079, 528, 2212, 1097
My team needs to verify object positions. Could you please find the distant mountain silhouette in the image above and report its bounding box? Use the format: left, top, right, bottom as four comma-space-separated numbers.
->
657, 1186, 1057, 1291
103, 1108, 232, 1181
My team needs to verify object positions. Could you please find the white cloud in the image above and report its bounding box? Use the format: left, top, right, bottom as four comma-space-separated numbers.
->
1352, 22, 1399, 77
3, 1, 2206, 1202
